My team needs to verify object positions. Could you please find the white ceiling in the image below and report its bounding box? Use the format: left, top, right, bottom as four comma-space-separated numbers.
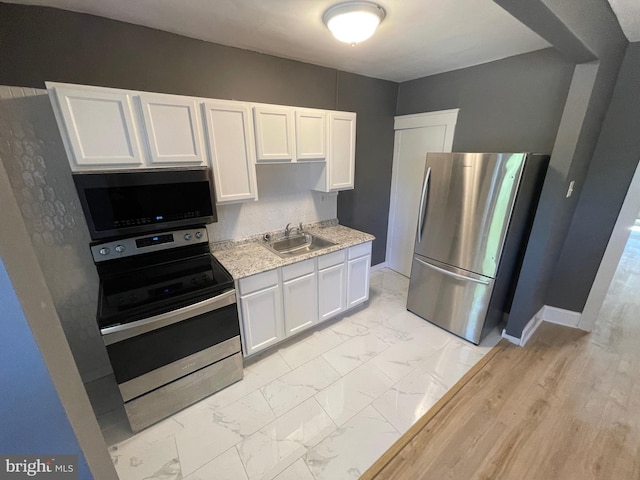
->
4, 0, 639, 82
608, 0, 640, 41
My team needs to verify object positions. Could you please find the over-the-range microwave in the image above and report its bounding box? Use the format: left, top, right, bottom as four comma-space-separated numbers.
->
73, 168, 217, 241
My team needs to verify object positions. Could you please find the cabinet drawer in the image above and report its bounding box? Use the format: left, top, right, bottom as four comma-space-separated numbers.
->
348, 242, 372, 260
239, 269, 279, 295
282, 258, 315, 282
318, 249, 346, 270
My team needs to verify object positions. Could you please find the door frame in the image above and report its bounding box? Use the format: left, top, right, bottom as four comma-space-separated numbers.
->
579, 158, 640, 331
385, 109, 459, 272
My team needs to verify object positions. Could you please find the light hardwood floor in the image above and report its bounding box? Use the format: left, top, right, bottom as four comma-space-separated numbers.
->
364, 233, 640, 480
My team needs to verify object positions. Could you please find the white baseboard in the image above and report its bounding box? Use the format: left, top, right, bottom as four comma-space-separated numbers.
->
370, 262, 388, 273
501, 305, 545, 346
521, 306, 546, 346
542, 305, 582, 328
500, 329, 521, 345
502, 305, 583, 347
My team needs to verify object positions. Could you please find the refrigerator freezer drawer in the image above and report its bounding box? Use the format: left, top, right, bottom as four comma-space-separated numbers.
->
407, 256, 494, 344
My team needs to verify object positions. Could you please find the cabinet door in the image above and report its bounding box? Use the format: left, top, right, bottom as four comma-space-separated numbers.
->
240, 285, 285, 356
347, 254, 371, 308
318, 263, 346, 322
283, 272, 318, 335
203, 100, 258, 203
328, 112, 356, 190
138, 93, 206, 166
49, 84, 144, 170
295, 109, 326, 161
253, 105, 295, 162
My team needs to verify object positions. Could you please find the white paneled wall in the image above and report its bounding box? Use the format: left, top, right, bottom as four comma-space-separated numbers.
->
207, 163, 337, 242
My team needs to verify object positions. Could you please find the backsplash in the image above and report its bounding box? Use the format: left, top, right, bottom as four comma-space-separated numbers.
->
206, 163, 337, 242
0, 86, 111, 383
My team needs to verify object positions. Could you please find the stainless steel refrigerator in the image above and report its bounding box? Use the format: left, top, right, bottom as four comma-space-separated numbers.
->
407, 152, 549, 344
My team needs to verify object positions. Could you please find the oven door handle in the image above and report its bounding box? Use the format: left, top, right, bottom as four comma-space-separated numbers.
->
101, 289, 236, 346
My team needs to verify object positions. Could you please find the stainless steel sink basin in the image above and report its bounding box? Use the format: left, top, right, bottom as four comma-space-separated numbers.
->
265, 233, 336, 258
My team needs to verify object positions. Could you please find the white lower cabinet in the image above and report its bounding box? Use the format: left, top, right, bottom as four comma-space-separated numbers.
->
238, 241, 371, 357
318, 250, 347, 322
238, 270, 284, 356
347, 242, 372, 308
282, 259, 317, 335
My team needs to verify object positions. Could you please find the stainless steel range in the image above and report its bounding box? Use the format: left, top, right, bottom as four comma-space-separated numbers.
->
76, 169, 242, 432
93, 227, 242, 432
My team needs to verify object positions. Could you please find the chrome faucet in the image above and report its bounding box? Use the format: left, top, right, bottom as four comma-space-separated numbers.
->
285, 222, 303, 237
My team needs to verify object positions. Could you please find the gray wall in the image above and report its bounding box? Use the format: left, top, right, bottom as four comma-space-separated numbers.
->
337, 71, 398, 265
397, 48, 575, 153
547, 42, 640, 310
0, 2, 397, 266
496, 0, 627, 336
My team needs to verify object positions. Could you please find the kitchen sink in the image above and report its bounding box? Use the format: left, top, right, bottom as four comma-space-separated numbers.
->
265, 233, 336, 258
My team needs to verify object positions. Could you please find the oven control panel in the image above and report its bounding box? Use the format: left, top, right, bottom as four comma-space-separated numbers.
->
91, 227, 209, 263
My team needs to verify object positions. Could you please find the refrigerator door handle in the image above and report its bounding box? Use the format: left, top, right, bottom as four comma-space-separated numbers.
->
414, 257, 491, 285
417, 166, 431, 244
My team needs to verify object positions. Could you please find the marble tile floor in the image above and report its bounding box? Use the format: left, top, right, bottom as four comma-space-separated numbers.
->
92, 268, 501, 480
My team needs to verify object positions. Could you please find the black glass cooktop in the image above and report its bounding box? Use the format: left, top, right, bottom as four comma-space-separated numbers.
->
97, 245, 234, 329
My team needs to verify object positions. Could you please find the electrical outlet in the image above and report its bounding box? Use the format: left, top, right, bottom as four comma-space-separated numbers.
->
566, 180, 575, 198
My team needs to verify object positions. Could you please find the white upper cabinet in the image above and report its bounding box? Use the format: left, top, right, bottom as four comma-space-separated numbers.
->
312, 111, 357, 192
202, 100, 258, 204
295, 109, 326, 161
253, 105, 295, 162
47, 83, 357, 196
47, 83, 144, 170
138, 93, 206, 166
328, 112, 357, 190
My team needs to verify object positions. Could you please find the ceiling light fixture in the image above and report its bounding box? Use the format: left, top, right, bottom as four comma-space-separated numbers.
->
323, 1, 386, 46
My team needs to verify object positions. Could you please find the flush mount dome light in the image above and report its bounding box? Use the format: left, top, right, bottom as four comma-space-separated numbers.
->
323, 1, 386, 45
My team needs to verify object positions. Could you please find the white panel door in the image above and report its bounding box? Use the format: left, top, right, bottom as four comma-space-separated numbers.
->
328, 112, 356, 190
283, 272, 318, 335
253, 105, 294, 162
139, 93, 206, 166
295, 109, 326, 161
318, 263, 346, 322
240, 285, 285, 356
51, 85, 144, 169
387, 110, 458, 277
203, 100, 258, 203
347, 254, 371, 308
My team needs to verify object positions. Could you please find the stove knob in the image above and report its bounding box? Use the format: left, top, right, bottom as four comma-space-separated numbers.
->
99, 247, 110, 256
195, 231, 203, 239
184, 233, 192, 241
115, 245, 126, 253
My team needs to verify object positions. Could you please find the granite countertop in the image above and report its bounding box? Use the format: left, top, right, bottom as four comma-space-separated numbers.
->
211, 223, 375, 280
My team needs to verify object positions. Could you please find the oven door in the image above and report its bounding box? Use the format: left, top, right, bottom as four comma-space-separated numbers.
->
101, 289, 239, 402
